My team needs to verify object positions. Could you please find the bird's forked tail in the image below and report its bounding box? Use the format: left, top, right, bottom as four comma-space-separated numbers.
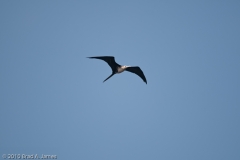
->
103, 73, 115, 83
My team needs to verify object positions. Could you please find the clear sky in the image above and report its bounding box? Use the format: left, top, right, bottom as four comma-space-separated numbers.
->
1, 1, 240, 160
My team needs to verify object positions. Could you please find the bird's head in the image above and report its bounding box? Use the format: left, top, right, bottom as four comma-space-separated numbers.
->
122, 65, 130, 69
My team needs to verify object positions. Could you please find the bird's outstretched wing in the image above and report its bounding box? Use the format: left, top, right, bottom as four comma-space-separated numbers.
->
87, 56, 120, 72
125, 66, 147, 84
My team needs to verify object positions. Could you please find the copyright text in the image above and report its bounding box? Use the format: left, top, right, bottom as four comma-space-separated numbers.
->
2, 154, 57, 159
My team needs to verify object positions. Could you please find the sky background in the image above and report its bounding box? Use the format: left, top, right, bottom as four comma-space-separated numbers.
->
0, 1, 240, 160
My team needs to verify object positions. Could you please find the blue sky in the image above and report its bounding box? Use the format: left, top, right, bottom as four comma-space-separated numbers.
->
0, 1, 240, 160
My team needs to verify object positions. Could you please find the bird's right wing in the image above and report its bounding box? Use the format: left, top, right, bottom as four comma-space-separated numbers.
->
125, 66, 147, 84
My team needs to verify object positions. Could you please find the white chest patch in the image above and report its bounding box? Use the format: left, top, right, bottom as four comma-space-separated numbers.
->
117, 66, 126, 73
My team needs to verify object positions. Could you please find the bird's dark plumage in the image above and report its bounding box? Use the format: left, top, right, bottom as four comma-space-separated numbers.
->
87, 56, 147, 84
125, 66, 147, 84
87, 56, 120, 73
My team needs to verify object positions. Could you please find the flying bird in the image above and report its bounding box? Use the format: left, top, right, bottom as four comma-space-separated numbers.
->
87, 56, 147, 84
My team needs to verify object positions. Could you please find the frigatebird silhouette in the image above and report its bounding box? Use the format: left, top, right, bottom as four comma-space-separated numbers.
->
87, 56, 147, 84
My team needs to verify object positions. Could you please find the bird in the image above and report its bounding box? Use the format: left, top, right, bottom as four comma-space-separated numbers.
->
87, 56, 147, 84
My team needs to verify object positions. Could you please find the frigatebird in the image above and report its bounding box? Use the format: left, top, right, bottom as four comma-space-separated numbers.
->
87, 56, 147, 84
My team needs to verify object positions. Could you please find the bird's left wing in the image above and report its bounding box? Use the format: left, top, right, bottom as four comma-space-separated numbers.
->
125, 66, 147, 84
87, 56, 119, 72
